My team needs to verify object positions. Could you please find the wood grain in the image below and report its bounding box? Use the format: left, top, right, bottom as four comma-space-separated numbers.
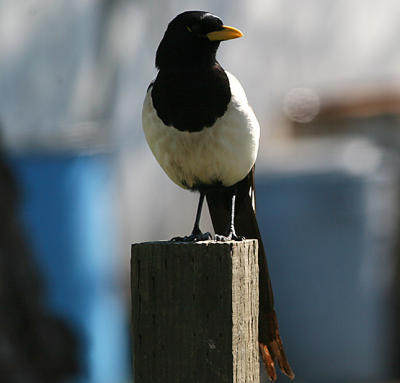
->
131, 240, 259, 383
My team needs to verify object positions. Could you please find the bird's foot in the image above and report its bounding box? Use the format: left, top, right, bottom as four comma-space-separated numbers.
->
171, 231, 212, 242
215, 231, 245, 242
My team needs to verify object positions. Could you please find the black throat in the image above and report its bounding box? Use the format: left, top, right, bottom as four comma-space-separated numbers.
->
151, 38, 231, 132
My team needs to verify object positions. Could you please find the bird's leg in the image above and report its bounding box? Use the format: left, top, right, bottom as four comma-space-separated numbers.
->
191, 191, 209, 237
171, 192, 212, 242
215, 187, 245, 242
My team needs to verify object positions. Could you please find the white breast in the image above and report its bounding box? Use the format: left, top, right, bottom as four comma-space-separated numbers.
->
142, 72, 260, 189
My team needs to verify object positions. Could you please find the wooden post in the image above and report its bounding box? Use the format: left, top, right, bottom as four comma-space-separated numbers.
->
131, 240, 259, 383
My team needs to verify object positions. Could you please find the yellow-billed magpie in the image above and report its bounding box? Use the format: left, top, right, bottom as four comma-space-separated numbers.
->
142, 10, 294, 381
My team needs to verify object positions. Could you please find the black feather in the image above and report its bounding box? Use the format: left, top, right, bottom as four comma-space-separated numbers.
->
151, 11, 231, 132
151, 64, 230, 132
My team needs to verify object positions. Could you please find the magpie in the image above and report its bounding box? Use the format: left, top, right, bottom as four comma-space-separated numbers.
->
142, 10, 294, 381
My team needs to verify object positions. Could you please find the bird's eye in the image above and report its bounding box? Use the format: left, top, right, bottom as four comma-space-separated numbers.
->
188, 23, 202, 35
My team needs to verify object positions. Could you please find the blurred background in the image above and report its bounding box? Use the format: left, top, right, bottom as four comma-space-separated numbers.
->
1, 0, 400, 382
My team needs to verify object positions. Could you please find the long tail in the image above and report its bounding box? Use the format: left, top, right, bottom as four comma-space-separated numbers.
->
206, 167, 294, 381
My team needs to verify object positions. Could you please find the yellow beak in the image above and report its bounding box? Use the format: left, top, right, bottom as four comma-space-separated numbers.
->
207, 25, 243, 41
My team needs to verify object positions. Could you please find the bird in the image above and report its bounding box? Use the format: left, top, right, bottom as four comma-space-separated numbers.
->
142, 10, 294, 381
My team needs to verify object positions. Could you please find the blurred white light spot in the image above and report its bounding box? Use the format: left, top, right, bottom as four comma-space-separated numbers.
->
283, 87, 320, 123
340, 139, 382, 175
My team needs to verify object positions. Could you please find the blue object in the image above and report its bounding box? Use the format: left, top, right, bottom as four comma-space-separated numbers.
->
8, 153, 129, 383
256, 170, 397, 382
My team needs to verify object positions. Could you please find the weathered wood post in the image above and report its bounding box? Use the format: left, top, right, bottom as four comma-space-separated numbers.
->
131, 240, 259, 383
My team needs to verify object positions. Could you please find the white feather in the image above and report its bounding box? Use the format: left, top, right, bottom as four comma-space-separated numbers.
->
142, 72, 260, 189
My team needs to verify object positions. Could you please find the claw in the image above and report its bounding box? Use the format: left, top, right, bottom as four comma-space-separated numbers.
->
171, 232, 212, 242
214, 232, 245, 242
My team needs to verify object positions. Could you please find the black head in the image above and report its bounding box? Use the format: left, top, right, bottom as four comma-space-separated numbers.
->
155, 11, 243, 69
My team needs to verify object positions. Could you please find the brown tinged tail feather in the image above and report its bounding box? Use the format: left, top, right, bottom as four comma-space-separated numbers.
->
206, 167, 294, 381
259, 311, 295, 380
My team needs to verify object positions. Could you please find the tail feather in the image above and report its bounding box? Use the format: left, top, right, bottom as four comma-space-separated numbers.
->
206, 168, 294, 381
259, 342, 277, 381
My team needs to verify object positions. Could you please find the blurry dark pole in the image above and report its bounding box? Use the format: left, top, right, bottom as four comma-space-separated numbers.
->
0, 133, 79, 382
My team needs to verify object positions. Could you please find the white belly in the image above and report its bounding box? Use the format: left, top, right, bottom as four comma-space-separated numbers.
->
142, 72, 260, 189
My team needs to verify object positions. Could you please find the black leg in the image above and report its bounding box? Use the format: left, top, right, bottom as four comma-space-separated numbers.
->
191, 192, 205, 236
215, 187, 245, 242
171, 192, 212, 242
